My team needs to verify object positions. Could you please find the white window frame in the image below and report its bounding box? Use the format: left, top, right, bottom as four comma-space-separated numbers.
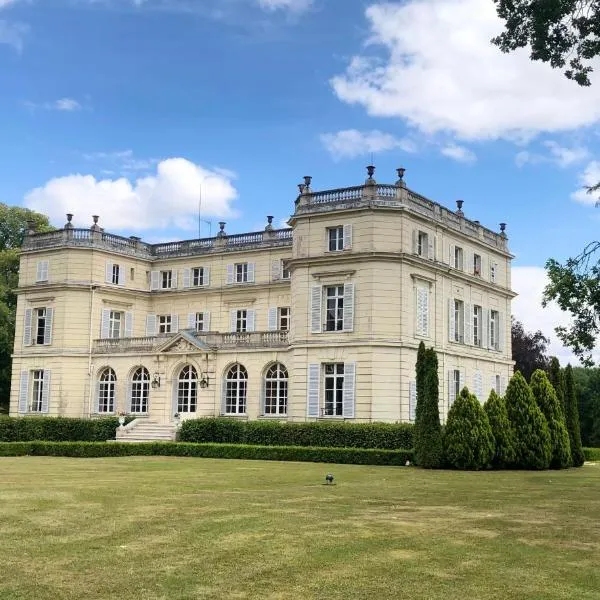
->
34, 307, 47, 345
36, 260, 49, 283
454, 246, 464, 270
109, 310, 122, 339
31, 369, 45, 413
415, 286, 429, 337
224, 364, 248, 415
323, 363, 345, 417
264, 363, 288, 416
112, 264, 120, 285
236, 309, 248, 333
473, 253, 482, 276
453, 299, 464, 343
158, 314, 172, 334
192, 267, 206, 287
160, 270, 173, 289
490, 310, 499, 350
281, 261, 291, 280
278, 307, 290, 331
130, 367, 150, 414
473, 305, 482, 347
177, 365, 198, 413
97, 368, 116, 414
327, 226, 344, 252
325, 285, 345, 332
235, 263, 249, 283
417, 231, 428, 257
195, 312, 205, 332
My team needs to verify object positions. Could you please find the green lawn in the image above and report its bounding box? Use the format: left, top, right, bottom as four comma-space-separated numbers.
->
0, 458, 599, 600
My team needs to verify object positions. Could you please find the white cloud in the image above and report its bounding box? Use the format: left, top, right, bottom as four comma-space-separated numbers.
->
257, 0, 313, 12
0, 19, 27, 52
320, 129, 416, 160
512, 266, 579, 366
23, 158, 239, 232
82, 149, 158, 172
571, 161, 600, 205
25, 98, 83, 111
331, 0, 600, 141
0, 0, 20, 7
516, 141, 589, 168
440, 143, 476, 164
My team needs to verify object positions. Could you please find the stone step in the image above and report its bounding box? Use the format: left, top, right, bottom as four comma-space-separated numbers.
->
115, 419, 177, 442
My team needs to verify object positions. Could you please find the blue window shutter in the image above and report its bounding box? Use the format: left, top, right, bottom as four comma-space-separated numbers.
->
307, 364, 320, 417
171, 314, 179, 332
18, 370, 29, 413
311, 285, 322, 333
343, 362, 356, 419
188, 313, 196, 329
105, 262, 113, 283
182, 268, 191, 288
247, 310, 256, 332
43, 307, 54, 345
226, 264, 234, 284
268, 307, 278, 331
150, 271, 160, 291
247, 263, 255, 283
146, 314, 157, 336
23, 308, 33, 346
41, 370, 51, 413
230, 310, 237, 333
204, 267, 210, 286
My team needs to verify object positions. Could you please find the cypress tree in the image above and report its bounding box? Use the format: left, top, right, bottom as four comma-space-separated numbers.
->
564, 364, 585, 467
414, 347, 443, 468
530, 369, 571, 469
444, 387, 494, 470
504, 371, 552, 469
548, 356, 566, 415
484, 390, 516, 468
415, 342, 427, 423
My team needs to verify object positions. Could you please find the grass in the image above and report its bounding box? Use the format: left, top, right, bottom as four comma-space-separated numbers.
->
0, 459, 599, 600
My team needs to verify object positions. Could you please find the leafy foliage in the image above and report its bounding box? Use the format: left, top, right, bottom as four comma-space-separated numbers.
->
414, 347, 443, 468
444, 387, 494, 470
584, 446, 600, 461
548, 356, 566, 413
530, 369, 571, 468
572, 366, 600, 447
179, 419, 414, 450
504, 371, 552, 469
0, 441, 414, 465
565, 364, 585, 466
511, 318, 550, 382
492, 0, 600, 86
0, 417, 126, 441
484, 390, 516, 468
0, 204, 52, 410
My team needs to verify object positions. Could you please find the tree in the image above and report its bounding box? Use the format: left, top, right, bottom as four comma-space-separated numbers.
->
547, 356, 566, 414
0, 204, 52, 412
414, 347, 443, 469
530, 369, 571, 469
492, 1, 600, 86
572, 366, 600, 447
444, 387, 495, 470
484, 390, 516, 468
564, 364, 585, 466
504, 371, 552, 469
511, 318, 550, 382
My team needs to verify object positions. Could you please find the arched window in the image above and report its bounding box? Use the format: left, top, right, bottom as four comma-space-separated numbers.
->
130, 367, 150, 413
177, 365, 198, 413
264, 363, 288, 415
224, 364, 247, 414
97, 368, 116, 413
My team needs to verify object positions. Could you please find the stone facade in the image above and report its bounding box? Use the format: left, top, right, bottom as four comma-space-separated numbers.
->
10, 169, 515, 425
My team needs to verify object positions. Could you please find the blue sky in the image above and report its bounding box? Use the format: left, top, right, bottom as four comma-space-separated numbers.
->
2, 0, 600, 361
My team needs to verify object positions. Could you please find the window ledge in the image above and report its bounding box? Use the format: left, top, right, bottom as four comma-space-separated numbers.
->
258, 414, 288, 420
219, 413, 249, 420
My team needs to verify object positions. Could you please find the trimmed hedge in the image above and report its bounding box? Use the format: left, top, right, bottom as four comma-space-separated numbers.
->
178, 419, 414, 450
583, 447, 600, 462
0, 417, 126, 442
0, 441, 413, 466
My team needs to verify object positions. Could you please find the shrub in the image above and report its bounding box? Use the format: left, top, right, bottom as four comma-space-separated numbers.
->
179, 419, 414, 450
530, 369, 571, 469
504, 371, 552, 469
0, 417, 125, 442
444, 387, 494, 470
414, 347, 443, 468
483, 390, 516, 468
583, 447, 600, 462
0, 441, 414, 466
564, 365, 585, 467
548, 357, 566, 414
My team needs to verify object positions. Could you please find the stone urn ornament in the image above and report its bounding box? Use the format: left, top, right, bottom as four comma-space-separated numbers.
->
118, 412, 126, 427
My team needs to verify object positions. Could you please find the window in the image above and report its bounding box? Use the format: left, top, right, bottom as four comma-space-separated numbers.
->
325, 285, 344, 331
495, 374, 501, 394
236, 310, 248, 333
324, 363, 345, 416
490, 310, 499, 350
417, 231, 428, 257
453, 300, 464, 343
235, 263, 249, 283
36, 260, 49, 282
473, 305, 483, 347
281, 261, 290, 280
452, 369, 461, 403
473, 253, 482, 276
278, 307, 290, 331
224, 364, 247, 414
264, 363, 288, 415
97, 368, 116, 413
177, 365, 197, 413
454, 246, 463, 270
328, 226, 344, 252
416, 287, 429, 337
192, 267, 205, 287
194, 312, 205, 332
109, 311, 122, 339
130, 267, 135, 281
112, 264, 120, 285
158, 315, 172, 334
490, 262, 497, 283
161, 270, 173, 289
130, 367, 149, 414
31, 369, 44, 413
35, 308, 47, 345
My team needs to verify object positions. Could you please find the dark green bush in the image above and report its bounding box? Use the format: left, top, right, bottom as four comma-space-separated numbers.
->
564, 365, 585, 467
444, 387, 494, 470
583, 447, 600, 461
0, 441, 413, 466
484, 390, 516, 468
178, 419, 413, 450
505, 371, 552, 470
0, 417, 125, 442
530, 369, 571, 469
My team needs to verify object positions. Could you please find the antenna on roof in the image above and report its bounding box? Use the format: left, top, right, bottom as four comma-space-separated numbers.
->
198, 182, 213, 239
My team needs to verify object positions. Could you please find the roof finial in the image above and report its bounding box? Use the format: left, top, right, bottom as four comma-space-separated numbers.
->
456, 200, 464, 215
396, 167, 406, 187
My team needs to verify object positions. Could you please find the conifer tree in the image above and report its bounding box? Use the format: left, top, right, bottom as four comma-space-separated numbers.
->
504, 371, 552, 469
564, 364, 585, 467
444, 387, 494, 470
484, 390, 516, 468
548, 356, 566, 415
530, 369, 571, 469
414, 347, 443, 468
415, 342, 427, 423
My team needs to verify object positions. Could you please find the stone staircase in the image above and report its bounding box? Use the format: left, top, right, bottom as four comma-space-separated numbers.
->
115, 419, 177, 443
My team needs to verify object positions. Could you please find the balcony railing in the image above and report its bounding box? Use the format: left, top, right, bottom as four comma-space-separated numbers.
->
92, 330, 290, 353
